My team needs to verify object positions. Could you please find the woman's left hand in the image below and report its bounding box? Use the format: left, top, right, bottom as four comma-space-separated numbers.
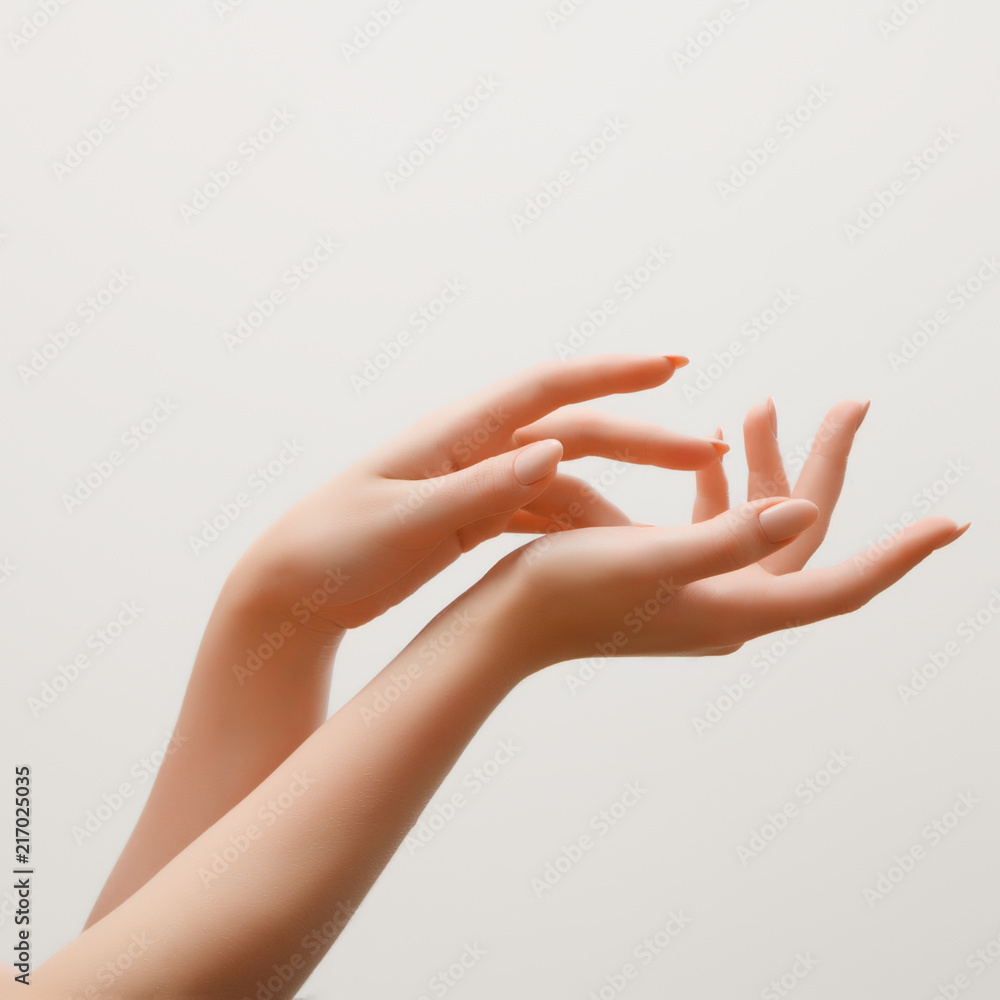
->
231, 353, 726, 633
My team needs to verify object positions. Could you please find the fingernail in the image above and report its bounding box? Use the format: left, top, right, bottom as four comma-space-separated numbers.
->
758, 498, 818, 543
933, 521, 971, 550
663, 355, 689, 368
855, 399, 871, 431
766, 396, 778, 437
513, 439, 563, 486
707, 425, 727, 458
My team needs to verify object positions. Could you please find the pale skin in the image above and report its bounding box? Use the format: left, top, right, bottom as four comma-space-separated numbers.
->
11, 354, 968, 998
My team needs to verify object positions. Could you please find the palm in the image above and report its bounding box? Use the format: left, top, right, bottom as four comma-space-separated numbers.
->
501, 397, 961, 663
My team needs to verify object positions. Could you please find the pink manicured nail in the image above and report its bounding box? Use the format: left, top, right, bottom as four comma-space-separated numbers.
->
856, 399, 871, 431
766, 396, 778, 437
663, 355, 689, 368
706, 425, 727, 456
933, 521, 971, 550
758, 499, 818, 542
513, 439, 563, 485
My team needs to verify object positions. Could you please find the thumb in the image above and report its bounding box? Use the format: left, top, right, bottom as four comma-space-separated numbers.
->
655, 497, 820, 585
397, 439, 564, 541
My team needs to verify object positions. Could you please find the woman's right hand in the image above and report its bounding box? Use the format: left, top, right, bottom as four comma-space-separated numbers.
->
487, 397, 969, 680
228, 354, 725, 637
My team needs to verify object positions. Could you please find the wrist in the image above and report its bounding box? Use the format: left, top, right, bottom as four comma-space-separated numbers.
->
468, 548, 560, 686
220, 556, 348, 648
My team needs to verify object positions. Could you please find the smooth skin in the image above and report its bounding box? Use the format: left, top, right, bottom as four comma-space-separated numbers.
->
14, 355, 967, 998
81, 354, 726, 932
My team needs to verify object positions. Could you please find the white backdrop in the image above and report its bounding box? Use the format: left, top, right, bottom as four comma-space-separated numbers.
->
3, 1, 999, 997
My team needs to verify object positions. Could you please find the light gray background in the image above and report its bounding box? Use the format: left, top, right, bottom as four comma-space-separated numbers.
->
2, 1, 998, 997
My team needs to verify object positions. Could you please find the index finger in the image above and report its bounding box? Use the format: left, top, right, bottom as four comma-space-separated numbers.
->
399, 354, 687, 466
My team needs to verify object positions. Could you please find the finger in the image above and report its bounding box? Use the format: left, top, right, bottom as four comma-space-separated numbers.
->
760, 398, 869, 575
505, 510, 561, 534
744, 397, 791, 501
609, 496, 820, 587
381, 354, 687, 471
745, 517, 968, 635
692, 425, 730, 522
520, 472, 634, 528
456, 473, 636, 541
512, 406, 727, 470
381, 438, 564, 546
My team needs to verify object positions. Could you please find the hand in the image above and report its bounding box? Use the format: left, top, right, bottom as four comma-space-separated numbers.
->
231, 354, 727, 633
487, 397, 970, 676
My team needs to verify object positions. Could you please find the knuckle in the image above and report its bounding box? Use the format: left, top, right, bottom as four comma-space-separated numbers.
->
467, 460, 508, 509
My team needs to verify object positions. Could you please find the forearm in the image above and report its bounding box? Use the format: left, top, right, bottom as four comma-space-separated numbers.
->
37, 558, 538, 999
84, 566, 347, 930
